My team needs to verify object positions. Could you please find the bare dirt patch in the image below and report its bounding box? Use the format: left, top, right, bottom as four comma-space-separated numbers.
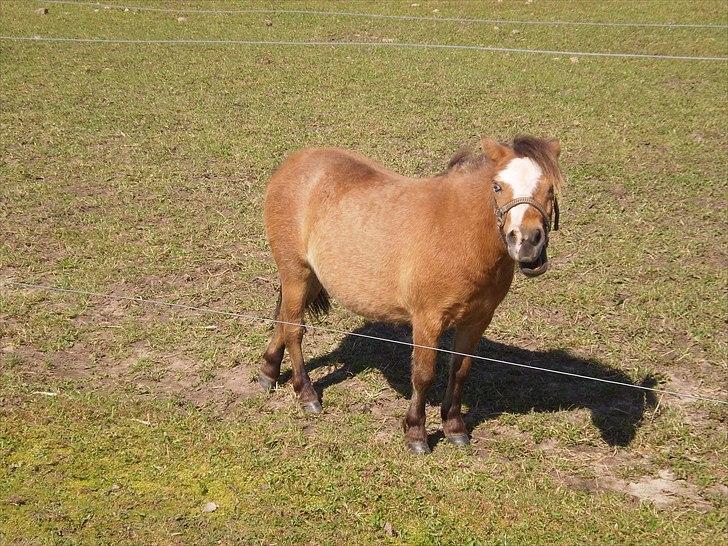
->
536, 434, 718, 511
623, 470, 712, 510
2, 340, 262, 413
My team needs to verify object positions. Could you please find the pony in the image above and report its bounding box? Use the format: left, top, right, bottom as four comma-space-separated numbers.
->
259, 136, 564, 453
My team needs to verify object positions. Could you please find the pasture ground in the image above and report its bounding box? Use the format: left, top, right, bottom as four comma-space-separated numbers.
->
1, 1, 727, 543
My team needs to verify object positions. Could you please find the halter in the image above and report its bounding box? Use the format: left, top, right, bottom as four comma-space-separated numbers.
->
493, 195, 560, 241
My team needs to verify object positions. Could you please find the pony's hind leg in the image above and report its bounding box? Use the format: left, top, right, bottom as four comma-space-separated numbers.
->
275, 269, 322, 413
259, 320, 285, 392
258, 287, 285, 391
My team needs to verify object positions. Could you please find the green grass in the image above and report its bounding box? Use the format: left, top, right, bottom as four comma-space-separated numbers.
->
1, 0, 727, 543
1, 376, 726, 544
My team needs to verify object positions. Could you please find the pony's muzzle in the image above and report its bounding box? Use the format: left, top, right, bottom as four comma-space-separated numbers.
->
507, 226, 544, 259
510, 226, 548, 277
518, 245, 549, 277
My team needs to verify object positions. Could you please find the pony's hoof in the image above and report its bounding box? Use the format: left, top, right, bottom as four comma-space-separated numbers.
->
302, 400, 323, 414
446, 433, 470, 447
406, 441, 431, 455
258, 374, 276, 393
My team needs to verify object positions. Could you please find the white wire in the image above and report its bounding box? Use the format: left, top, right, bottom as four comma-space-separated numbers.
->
41, 0, 728, 30
7, 281, 727, 405
2, 35, 726, 62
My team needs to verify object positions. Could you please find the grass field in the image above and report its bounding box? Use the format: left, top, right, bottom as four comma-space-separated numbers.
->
1, 0, 727, 543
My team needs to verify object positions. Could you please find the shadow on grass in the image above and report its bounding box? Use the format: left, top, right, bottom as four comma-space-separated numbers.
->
286, 323, 658, 447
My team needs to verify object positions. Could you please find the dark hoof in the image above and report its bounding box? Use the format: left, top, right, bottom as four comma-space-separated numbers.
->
258, 374, 276, 392
301, 400, 323, 414
406, 441, 431, 454
446, 433, 470, 447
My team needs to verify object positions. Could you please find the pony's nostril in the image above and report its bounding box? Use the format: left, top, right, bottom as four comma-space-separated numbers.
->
507, 230, 518, 244
531, 229, 542, 245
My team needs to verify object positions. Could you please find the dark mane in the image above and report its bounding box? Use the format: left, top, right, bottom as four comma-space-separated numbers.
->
444, 148, 487, 174
512, 135, 564, 191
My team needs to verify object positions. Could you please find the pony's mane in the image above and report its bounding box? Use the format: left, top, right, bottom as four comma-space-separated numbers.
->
444, 148, 487, 172
445, 136, 564, 192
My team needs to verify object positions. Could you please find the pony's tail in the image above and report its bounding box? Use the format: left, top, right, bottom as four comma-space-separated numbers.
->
306, 288, 331, 320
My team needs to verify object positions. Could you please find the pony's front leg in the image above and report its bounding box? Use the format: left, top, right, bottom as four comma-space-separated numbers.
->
440, 321, 490, 446
403, 321, 442, 454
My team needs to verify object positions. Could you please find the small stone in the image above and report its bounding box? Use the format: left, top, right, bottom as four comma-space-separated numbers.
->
570, 56, 579, 63
35, 7, 48, 15
177, 16, 187, 22
383, 522, 397, 537
108, 484, 121, 492
410, 3, 420, 6
202, 501, 218, 513
264, 19, 273, 27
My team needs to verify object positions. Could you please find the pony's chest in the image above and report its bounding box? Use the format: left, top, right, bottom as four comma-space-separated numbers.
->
446, 261, 515, 324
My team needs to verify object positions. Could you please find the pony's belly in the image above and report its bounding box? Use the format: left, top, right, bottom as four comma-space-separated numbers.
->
307, 250, 410, 322
333, 291, 410, 323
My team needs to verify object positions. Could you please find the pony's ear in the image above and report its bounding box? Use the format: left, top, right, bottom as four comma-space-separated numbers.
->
547, 138, 561, 158
481, 137, 510, 163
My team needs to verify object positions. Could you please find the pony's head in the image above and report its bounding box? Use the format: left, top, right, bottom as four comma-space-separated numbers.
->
484, 136, 564, 277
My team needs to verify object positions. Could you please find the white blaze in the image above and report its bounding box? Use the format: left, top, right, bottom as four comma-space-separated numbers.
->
495, 157, 542, 254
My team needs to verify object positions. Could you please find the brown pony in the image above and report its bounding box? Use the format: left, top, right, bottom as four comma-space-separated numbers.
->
260, 136, 564, 453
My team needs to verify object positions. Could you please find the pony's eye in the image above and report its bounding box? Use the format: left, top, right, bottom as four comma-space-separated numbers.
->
493, 182, 502, 193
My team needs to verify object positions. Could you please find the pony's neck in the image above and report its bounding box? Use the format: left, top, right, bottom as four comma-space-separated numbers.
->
447, 164, 512, 264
